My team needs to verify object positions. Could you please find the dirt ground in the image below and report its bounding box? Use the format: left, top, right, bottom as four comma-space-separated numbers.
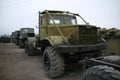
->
0, 43, 83, 80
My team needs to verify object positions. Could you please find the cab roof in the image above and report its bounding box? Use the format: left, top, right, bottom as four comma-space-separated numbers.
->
41, 10, 65, 14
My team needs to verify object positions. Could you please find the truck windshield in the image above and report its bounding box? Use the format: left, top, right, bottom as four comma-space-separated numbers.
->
49, 15, 77, 25
49, 16, 64, 24
21, 29, 34, 33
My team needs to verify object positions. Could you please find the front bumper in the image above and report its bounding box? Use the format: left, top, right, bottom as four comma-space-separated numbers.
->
55, 43, 107, 53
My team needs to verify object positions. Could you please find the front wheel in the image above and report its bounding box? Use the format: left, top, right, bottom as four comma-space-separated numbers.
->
25, 40, 36, 56
43, 46, 65, 79
19, 40, 24, 48
81, 65, 120, 80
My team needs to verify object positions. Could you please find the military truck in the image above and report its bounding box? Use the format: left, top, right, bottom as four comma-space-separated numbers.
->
19, 28, 35, 48
24, 10, 113, 78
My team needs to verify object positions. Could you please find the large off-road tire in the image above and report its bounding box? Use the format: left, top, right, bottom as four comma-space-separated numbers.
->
43, 46, 65, 79
25, 40, 36, 56
81, 65, 120, 80
103, 55, 120, 66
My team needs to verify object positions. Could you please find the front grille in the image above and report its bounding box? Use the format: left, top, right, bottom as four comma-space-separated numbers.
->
78, 26, 98, 45
27, 33, 35, 37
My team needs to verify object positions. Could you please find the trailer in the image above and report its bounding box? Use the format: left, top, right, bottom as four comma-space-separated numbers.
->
81, 55, 120, 80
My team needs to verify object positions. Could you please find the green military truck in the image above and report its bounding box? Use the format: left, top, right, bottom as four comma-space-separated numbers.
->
19, 28, 35, 48
25, 10, 120, 79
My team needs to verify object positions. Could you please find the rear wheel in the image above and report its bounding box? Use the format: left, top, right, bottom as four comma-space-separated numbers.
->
43, 46, 65, 79
25, 40, 36, 56
81, 65, 120, 80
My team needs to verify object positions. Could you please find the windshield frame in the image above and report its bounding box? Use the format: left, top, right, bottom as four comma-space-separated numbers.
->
48, 14, 77, 25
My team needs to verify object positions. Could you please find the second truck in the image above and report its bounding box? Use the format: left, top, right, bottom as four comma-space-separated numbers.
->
19, 28, 35, 48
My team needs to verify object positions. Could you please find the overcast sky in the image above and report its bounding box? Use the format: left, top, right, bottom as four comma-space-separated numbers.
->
0, 0, 120, 35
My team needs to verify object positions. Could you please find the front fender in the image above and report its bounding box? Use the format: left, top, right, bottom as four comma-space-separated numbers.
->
45, 36, 68, 46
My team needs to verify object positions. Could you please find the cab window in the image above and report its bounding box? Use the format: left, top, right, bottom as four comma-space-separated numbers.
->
41, 17, 46, 25
65, 16, 77, 24
49, 16, 64, 24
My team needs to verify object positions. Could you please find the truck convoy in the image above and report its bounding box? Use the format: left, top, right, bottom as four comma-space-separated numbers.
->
11, 10, 120, 80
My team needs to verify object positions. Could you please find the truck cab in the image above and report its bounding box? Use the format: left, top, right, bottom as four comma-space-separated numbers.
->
38, 10, 106, 54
